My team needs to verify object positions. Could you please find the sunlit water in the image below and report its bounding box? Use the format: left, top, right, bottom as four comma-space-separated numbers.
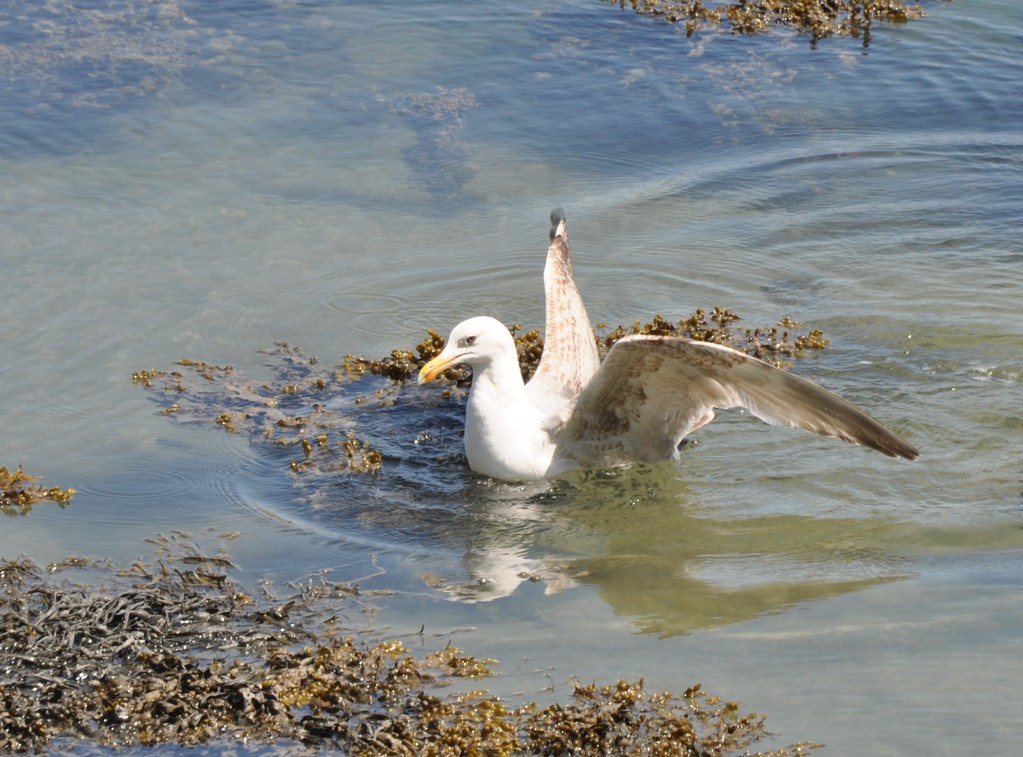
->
2, 0, 1022, 753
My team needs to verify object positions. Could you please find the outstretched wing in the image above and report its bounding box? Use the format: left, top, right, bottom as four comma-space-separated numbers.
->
525, 208, 601, 418
559, 334, 919, 463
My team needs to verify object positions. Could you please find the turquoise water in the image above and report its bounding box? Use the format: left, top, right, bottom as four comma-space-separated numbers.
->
2, 1, 1022, 753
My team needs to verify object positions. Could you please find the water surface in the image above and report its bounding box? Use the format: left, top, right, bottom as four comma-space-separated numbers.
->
2, 1, 1022, 753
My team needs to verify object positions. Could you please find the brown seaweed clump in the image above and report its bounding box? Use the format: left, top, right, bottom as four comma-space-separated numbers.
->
594, 308, 828, 369
0, 534, 819, 754
133, 347, 385, 476
340, 308, 827, 386
132, 310, 829, 476
612, 0, 928, 44
0, 465, 75, 516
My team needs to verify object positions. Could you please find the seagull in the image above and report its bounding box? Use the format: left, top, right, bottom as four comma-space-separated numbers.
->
418, 209, 919, 480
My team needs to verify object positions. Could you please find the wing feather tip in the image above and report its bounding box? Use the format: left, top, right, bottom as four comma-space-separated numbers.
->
852, 427, 919, 460
885, 438, 920, 461
549, 207, 566, 241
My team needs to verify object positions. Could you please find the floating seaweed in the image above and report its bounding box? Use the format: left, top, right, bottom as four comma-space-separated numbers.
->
133, 310, 828, 477
133, 311, 829, 471
134, 344, 387, 476
0, 534, 819, 754
593, 308, 828, 368
610, 0, 929, 45
0, 466, 75, 516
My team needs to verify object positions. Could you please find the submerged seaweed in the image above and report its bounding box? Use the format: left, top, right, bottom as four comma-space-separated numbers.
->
0, 534, 818, 754
388, 86, 479, 203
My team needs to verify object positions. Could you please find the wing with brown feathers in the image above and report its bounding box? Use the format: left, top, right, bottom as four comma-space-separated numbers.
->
559, 335, 919, 463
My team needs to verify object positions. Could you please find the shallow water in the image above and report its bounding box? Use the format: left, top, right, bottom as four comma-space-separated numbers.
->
2, 0, 1023, 753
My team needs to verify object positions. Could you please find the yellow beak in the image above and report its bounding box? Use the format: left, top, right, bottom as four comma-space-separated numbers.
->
418, 352, 459, 384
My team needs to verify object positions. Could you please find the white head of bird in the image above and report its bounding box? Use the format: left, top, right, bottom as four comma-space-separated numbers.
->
418, 316, 521, 382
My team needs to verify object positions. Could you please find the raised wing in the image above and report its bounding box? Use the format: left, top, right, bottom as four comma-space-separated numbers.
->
525, 208, 600, 418
559, 334, 919, 463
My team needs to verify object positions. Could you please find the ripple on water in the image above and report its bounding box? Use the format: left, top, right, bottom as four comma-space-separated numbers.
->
62, 425, 255, 519
74, 465, 195, 504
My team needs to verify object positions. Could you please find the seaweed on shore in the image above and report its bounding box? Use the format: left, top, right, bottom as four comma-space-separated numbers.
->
611, 0, 929, 45
132, 310, 828, 476
1, 466, 75, 516
0, 534, 819, 754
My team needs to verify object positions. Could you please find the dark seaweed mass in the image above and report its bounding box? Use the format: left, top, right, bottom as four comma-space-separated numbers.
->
612, 0, 928, 45
0, 534, 818, 754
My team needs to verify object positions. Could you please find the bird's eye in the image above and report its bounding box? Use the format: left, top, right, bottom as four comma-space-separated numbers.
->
465, 335, 477, 346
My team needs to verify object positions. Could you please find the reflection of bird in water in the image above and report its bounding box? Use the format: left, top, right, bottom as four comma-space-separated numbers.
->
419, 209, 919, 480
